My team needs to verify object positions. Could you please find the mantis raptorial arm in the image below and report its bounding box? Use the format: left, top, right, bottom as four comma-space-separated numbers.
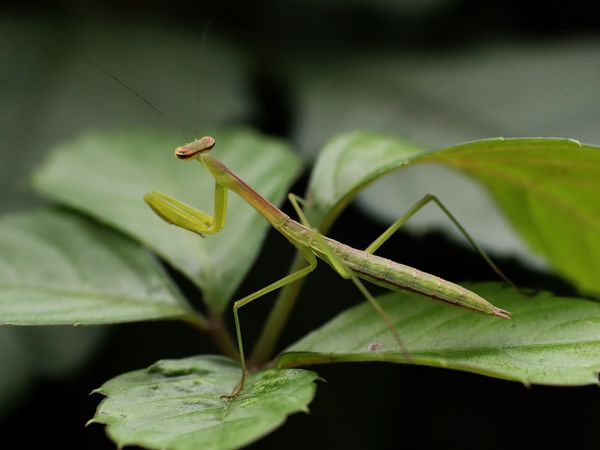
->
144, 181, 227, 236
145, 183, 319, 398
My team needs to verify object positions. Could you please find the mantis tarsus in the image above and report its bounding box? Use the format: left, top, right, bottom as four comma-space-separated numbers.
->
144, 136, 513, 398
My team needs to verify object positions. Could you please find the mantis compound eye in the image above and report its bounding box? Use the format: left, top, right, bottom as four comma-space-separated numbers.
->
175, 136, 216, 159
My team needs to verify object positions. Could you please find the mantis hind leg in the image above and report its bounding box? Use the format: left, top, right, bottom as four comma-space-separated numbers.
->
365, 193, 519, 291
288, 193, 410, 358
224, 245, 318, 399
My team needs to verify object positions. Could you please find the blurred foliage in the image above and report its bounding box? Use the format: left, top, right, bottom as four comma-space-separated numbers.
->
14, 129, 596, 449
2, 1, 600, 448
32, 129, 302, 312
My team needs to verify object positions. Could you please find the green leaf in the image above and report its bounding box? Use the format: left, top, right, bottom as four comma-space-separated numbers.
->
305, 131, 425, 230
356, 158, 543, 267
290, 41, 600, 269
32, 128, 303, 312
423, 138, 600, 295
305, 132, 600, 295
0, 210, 194, 325
279, 283, 600, 386
90, 355, 318, 450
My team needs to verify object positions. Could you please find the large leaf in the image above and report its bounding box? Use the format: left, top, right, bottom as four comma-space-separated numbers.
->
90, 355, 318, 450
305, 131, 425, 230
422, 138, 600, 295
356, 160, 546, 267
279, 283, 600, 386
32, 128, 303, 312
0, 210, 194, 325
305, 133, 600, 295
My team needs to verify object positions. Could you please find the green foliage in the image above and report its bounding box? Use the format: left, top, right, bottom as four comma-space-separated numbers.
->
281, 283, 600, 385
423, 138, 600, 296
90, 355, 318, 450
0, 210, 193, 325
1, 128, 599, 448
305, 131, 425, 230
306, 132, 600, 296
32, 128, 302, 312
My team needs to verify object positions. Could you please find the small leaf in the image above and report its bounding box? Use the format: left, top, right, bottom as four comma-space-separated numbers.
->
305, 131, 425, 230
91, 355, 318, 450
305, 132, 600, 295
280, 283, 600, 386
0, 210, 194, 325
32, 128, 303, 312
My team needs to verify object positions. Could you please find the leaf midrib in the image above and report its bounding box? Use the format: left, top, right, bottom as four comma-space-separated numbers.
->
286, 336, 600, 361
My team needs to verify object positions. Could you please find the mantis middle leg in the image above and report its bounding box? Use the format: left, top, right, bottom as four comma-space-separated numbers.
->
364, 194, 518, 290
288, 194, 410, 358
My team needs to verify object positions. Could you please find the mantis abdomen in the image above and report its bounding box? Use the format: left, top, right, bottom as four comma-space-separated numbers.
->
328, 239, 511, 319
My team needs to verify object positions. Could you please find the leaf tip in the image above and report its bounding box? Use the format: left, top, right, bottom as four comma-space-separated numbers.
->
90, 387, 104, 396
85, 418, 97, 427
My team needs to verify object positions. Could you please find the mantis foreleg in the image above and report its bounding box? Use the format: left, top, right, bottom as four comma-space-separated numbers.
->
365, 193, 518, 290
145, 185, 319, 397
144, 181, 227, 235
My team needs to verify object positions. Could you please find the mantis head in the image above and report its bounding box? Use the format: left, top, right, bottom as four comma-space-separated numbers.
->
175, 136, 216, 160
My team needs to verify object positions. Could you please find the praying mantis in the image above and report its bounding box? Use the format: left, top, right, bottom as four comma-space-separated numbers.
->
144, 135, 514, 398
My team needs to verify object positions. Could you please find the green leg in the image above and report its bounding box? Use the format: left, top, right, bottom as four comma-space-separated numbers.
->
288, 193, 311, 227
144, 181, 228, 236
365, 194, 518, 291
224, 245, 318, 399
289, 193, 347, 275
289, 194, 410, 358
314, 231, 410, 358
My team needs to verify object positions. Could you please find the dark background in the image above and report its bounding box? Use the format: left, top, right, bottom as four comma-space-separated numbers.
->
2, 1, 600, 449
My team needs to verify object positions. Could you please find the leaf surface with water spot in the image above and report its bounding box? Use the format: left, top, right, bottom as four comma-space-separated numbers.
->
280, 283, 600, 386
91, 355, 318, 450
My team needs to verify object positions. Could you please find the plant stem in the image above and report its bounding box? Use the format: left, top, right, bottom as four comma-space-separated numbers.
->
183, 312, 239, 360
250, 251, 308, 366
208, 315, 240, 360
